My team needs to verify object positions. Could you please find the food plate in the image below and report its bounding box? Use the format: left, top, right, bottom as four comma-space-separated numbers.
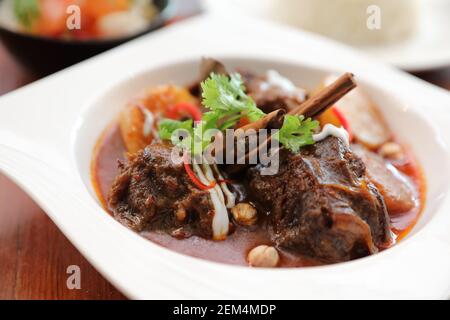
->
203, 0, 450, 71
364, 0, 450, 71
0, 13, 450, 299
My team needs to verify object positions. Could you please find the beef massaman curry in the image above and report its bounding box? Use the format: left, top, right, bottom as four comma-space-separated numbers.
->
91, 58, 425, 267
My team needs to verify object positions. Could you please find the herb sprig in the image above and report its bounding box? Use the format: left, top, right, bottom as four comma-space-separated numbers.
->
201, 73, 266, 125
158, 72, 319, 155
273, 115, 319, 153
159, 72, 266, 154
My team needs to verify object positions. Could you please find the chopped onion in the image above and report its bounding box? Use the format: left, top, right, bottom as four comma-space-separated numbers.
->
202, 163, 225, 204
212, 164, 236, 208
193, 161, 229, 240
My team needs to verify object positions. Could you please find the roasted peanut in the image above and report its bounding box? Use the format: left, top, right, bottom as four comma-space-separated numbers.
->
247, 245, 279, 268
379, 142, 403, 160
231, 203, 258, 226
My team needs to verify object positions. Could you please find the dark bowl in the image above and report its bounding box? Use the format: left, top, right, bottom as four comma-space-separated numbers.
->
0, 0, 172, 76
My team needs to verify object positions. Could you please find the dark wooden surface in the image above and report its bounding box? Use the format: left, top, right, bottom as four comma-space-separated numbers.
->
412, 68, 450, 91
0, 46, 127, 300
0, 0, 203, 300
0, 22, 449, 299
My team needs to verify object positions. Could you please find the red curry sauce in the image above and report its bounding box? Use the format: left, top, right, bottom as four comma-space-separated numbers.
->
91, 123, 426, 267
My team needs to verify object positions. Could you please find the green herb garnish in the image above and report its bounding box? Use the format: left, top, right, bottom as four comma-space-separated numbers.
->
158, 72, 319, 156
274, 115, 319, 153
159, 72, 265, 154
158, 118, 193, 141
158, 118, 194, 151
14, 0, 40, 28
201, 73, 266, 125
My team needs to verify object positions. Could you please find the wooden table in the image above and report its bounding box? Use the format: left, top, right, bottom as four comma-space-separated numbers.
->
0, 30, 449, 300
0, 45, 127, 300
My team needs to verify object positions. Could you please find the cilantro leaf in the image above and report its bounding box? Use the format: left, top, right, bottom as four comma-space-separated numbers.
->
158, 118, 194, 150
158, 72, 267, 155
201, 73, 265, 126
192, 111, 222, 154
14, 0, 40, 28
274, 115, 319, 153
158, 118, 193, 140
158, 116, 222, 155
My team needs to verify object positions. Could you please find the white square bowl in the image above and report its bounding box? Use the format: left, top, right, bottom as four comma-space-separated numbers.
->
0, 14, 450, 299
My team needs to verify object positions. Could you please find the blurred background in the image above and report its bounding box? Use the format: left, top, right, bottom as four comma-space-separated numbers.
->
204, 0, 450, 71
0, 0, 449, 77
0, 0, 449, 300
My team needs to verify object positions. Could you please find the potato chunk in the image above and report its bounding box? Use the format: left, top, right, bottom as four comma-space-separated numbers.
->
323, 75, 391, 149
119, 85, 198, 154
353, 145, 417, 215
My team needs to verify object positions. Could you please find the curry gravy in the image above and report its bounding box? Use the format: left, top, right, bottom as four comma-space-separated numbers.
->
91, 123, 425, 267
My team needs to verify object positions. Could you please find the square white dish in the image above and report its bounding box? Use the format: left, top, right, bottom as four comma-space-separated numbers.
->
0, 14, 450, 299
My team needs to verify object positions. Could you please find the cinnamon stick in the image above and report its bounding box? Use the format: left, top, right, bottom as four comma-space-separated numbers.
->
225, 72, 357, 174
238, 72, 355, 134
289, 72, 356, 118
238, 109, 286, 132
212, 109, 285, 159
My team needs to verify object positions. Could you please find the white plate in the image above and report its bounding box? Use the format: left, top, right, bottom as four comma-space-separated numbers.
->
203, 0, 450, 71
0, 14, 450, 299
364, 0, 450, 71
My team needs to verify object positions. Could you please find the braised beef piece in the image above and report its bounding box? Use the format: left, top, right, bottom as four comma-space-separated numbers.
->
189, 58, 227, 97
108, 143, 215, 238
189, 60, 306, 115
240, 71, 306, 114
247, 136, 392, 263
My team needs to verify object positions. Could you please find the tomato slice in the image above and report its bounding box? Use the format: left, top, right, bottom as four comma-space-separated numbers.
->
32, 0, 68, 36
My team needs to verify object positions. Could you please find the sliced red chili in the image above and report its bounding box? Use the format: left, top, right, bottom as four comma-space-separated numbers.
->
332, 107, 353, 141
167, 102, 202, 122
237, 116, 250, 128
183, 154, 216, 190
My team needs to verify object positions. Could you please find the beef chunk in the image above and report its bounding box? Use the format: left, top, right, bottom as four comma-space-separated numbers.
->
241, 71, 306, 114
189, 58, 227, 97
247, 137, 392, 263
190, 62, 306, 115
108, 143, 214, 238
